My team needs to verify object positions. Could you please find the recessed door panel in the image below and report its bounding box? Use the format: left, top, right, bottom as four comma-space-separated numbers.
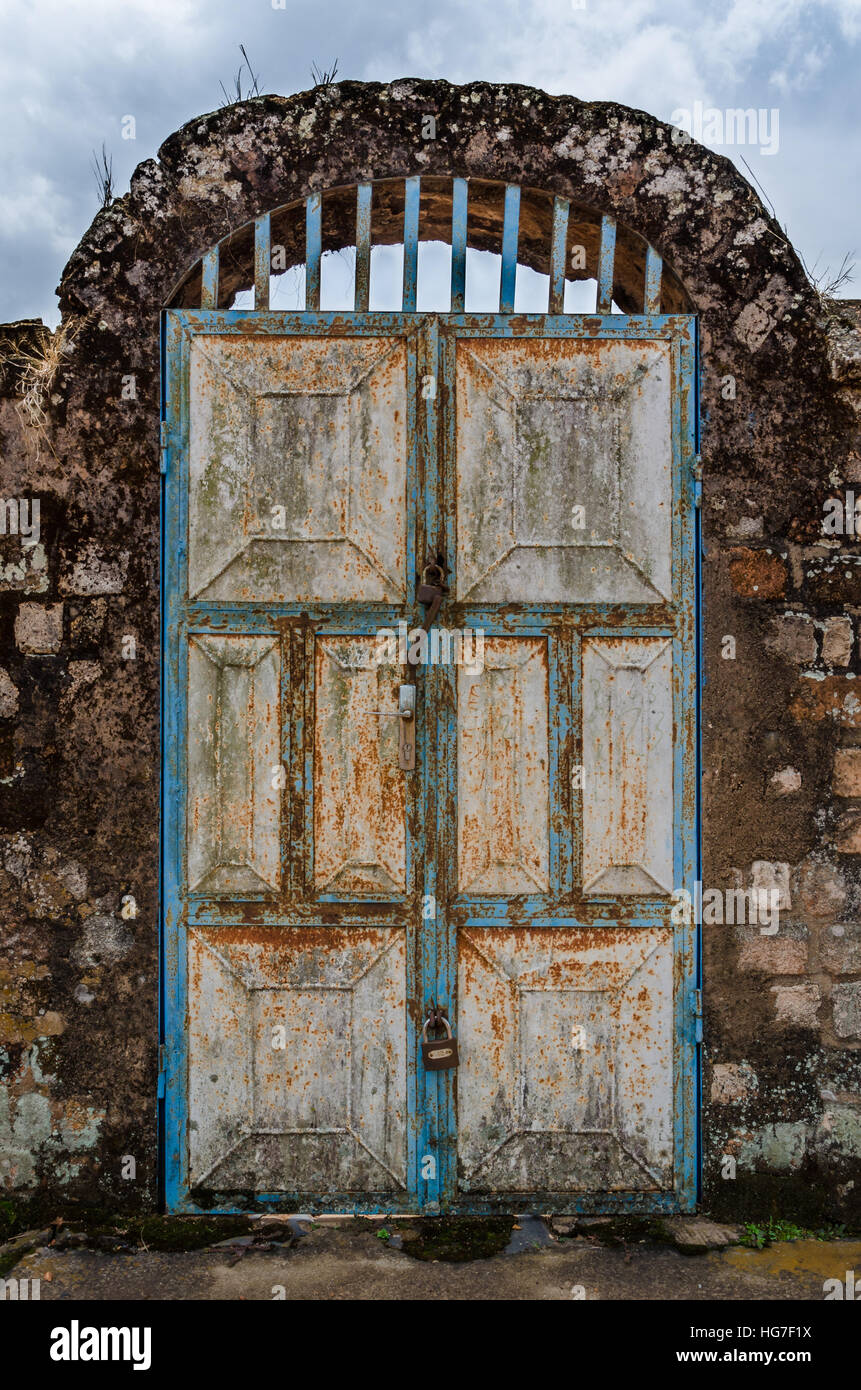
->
454, 338, 672, 604
187, 634, 281, 896
457, 638, 549, 895
314, 636, 407, 895
582, 636, 674, 896
456, 926, 673, 1193
188, 335, 408, 602
188, 926, 407, 1193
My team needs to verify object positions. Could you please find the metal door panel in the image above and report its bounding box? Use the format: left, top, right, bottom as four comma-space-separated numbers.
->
453, 337, 672, 605
457, 638, 549, 895
313, 636, 406, 894
188, 334, 408, 602
440, 317, 696, 1212
165, 312, 422, 1213
456, 925, 673, 1193
582, 636, 674, 896
187, 634, 281, 896
187, 925, 407, 1193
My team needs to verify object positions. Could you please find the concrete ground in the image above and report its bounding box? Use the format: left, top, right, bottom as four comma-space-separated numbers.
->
8, 1219, 861, 1301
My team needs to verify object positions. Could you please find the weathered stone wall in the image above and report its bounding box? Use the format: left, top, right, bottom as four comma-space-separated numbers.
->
1, 79, 860, 1223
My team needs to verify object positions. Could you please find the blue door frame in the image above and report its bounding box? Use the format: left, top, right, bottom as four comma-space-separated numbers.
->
159, 305, 701, 1215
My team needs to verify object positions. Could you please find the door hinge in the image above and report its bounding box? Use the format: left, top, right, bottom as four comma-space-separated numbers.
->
692, 456, 702, 509
157, 1042, 168, 1099
159, 420, 169, 475
690, 989, 703, 1044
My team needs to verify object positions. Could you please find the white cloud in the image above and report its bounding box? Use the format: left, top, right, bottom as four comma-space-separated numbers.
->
831, 0, 861, 39
0, 175, 76, 248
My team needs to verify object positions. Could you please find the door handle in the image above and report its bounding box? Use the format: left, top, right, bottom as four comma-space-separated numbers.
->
397, 684, 415, 771
364, 684, 416, 771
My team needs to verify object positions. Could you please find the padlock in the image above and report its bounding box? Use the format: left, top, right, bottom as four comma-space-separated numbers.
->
421, 1015, 459, 1071
416, 563, 447, 629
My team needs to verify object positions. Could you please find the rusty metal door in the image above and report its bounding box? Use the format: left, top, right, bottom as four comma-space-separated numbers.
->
162, 185, 698, 1215
163, 316, 426, 1209
438, 322, 698, 1211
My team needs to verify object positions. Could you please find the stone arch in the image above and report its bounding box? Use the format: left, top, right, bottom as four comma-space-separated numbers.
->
61, 79, 813, 337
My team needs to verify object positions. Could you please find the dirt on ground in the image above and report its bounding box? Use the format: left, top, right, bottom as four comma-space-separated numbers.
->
3, 1214, 859, 1301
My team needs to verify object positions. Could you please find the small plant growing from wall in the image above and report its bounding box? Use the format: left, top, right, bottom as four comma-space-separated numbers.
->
219, 44, 261, 107
90, 143, 114, 209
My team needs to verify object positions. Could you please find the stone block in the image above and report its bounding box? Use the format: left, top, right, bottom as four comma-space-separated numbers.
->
820, 923, 861, 975
738, 1122, 808, 1171
14, 602, 62, 654
60, 542, 128, 596
793, 857, 847, 917
833, 748, 861, 796
710, 1061, 758, 1104
0, 667, 20, 717
738, 929, 808, 974
729, 547, 787, 599
789, 676, 861, 727
770, 766, 801, 795
822, 615, 853, 666
771, 983, 821, 1028
764, 615, 816, 663
834, 811, 861, 852
750, 859, 791, 910
832, 982, 861, 1039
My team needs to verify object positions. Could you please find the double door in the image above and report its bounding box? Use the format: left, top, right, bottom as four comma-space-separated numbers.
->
162, 308, 698, 1213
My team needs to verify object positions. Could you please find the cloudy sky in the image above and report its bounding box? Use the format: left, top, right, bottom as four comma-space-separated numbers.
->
0, 0, 858, 326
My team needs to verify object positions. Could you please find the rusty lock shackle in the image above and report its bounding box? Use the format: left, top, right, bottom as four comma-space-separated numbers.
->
421, 1014, 453, 1042
420, 561, 446, 588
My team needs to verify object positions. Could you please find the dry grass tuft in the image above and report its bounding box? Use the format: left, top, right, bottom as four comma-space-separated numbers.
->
0, 316, 86, 453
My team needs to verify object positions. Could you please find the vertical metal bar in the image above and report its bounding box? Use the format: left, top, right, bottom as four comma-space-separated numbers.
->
693, 313, 704, 1203
305, 192, 322, 311
200, 247, 219, 309
254, 214, 271, 311
562, 630, 578, 897
440, 329, 457, 608
547, 633, 566, 892
644, 243, 662, 313
670, 323, 700, 1211
548, 196, 569, 314
500, 184, 521, 312
403, 176, 421, 312
162, 312, 190, 1210
157, 309, 168, 1204
355, 183, 372, 312
450, 177, 468, 313
597, 213, 616, 314
405, 327, 422, 1207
